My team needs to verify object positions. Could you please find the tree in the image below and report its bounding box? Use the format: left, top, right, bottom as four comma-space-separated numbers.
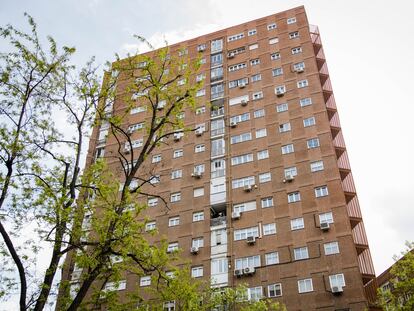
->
377, 241, 414, 310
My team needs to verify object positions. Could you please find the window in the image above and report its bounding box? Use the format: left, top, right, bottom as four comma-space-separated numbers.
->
104, 280, 127, 292
289, 31, 300, 39
193, 211, 204, 222
329, 274, 345, 288
228, 46, 246, 56
211, 83, 224, 99
268, 283, 282, 297
235, 254, 260, 269
193, 187, 204, 197
315, 186, 329, 198
196, 89, 206, 97
279, 122, 291, 133
272, 67, 283, 76
257, 149, 269, 160
291, 217, 304, 230
288, 191, 301, 203
195, 106, 206, 115
170, 192, 181, 203
310, 160, 324, 172
267, 23, 277, 30
192, 237, 204, 248
291, 47, 302, 54
249, 43, 258, 50
300, 97, 312, 107
167, 242, 179, 253
252, 91, 263, 100
196, 74, 206, 82
275, 85, 286, 95
303, 116, 316, 127
298, 279, 313, 293
259, 172, 271, 183
294, 62, 305, 71
287, 17, 297, 24
211, 39, 223, 53
211, 138, 225, 157
269, 37, 279, 45
253, 109, 265, 118
255, 128, 267, 138
250, 58, 260, 66
178, 48, 188, 56
319, 212, 334, 224
210, 53, 223, 66
195, 144, 205, 153
228, 63, 247, 72
234, 226, 259, 241
230, 112, 250, 124
248, 29, 257, 36
149, 175, 160, 184
294, 247, 309, 260
128, 122, 144, 132
247, 287, 263, 301
194, 164, 205, 174
145, 221, 156, 231
211, 258, 228, 275
251, 74, 261, 82
197, 44, 206, 52
229, 95, 249, 106
231, 132, 252, 144
232, 176, 255, 189
171, 169, 182, 179
163, 301, 176, 311
265, 252, 279, 265
228, 33, 244, 42
140, 276, 151, 287
211, 67, 223, 81
281, 144, 294, 154
233, 201, 256, 213
177, 78, 186, 86
284, 166, 297, 177
148, 197, 158, 207
307, 138, 320, 149
191, 266, 203, 278
229, 77, 248, 89
231, 153, 253, 166
168, 217, 180, 227
271, 52, 280, 60
297, 79, 309, 88
324, 241, 340, 255
173, 149, 183, 158
261, 197, 273, 208
152, 154, 162, 163
263, 223, 276, 235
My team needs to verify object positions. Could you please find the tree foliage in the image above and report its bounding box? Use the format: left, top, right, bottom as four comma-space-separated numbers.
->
377, 241, 414, 310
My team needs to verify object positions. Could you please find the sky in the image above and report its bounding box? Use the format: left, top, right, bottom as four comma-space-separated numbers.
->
1, 0, 414, 289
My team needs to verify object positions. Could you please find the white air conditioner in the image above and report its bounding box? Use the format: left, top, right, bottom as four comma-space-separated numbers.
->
195, 129, 203, 136
227, 52, 235, 59
191, 171, 203, 178
295, 67, 305, 73
124, 147, 131, 154
283, 175, 294, 183
246, 236, 256, 244
238, 83, 246, 89
173, 134, 181, 141
320, 222, 330, 231
231, 211, 241, 219
331, 286, 343, 294
276, 90, 285, 97
198, 46, 206, 52
241, 99, 248, 106
230, 121, 238, 128
234, 269, 244, 277
243, 185, 253, 192
243, 266, 255, 275
190, 246, 199, 254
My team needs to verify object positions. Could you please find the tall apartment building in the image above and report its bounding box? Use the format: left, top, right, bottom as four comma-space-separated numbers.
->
69, 6, 377, 310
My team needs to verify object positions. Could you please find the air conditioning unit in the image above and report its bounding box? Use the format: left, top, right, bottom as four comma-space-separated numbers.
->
227, 52, 235, 59
191, 171, 203, 178
283, 175, 294, 183
295, 67, 305, 73
331, 286, 343, 294
157, 104, 165, 110
173, 134, 181, 141
241, 99, 248, 106
195, 129, 203, 136
243, 266, 255, 275
231, 211, 241, 219
238, 83, 246, 89
243, 185, 253, 192
320, 222, 330, 231
276, 90, 285, 97
234, 269, 244, 277
246, 236, 256, 244
190, 246, 199, 254
124, 147, 131, 154
230, 121, 238, 128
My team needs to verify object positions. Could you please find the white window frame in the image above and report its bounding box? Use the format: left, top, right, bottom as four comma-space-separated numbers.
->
310, 160, 324, 172
269, 37, 279, 45
191, 266, 204, 278
234, 226, 259, 241
303, 116, 316, 127
294, 246, 309, 260
232, 176, 255, 189
259, 172, 271, 183
324, 241, 340, 255
281, 144, 294, 154
195, 144, 205, 153
329, 274, 346, 288
315, 186, 329, 198
300, 97, 312, 107
193, 211, 204, 222
279, 122, 291, 133
267, 23, 277, 30
297, 79, 309, 88
173, 149, 183, 158
291, 217, 304, 230
257, 150, 269, 160
298, 278, 313, 293
140, 276, 151, 287
261, 197, 273, 208
268, 283, 282, 297
168, 216, 180, 227
291, 46, 302, 54
288, 191, 301, 203
307, 138, 320, 149
170, 192, 181, 203
171, 169, 182, 180
263, 223, 276, 235
265, 252, 279, 265
319, 212, 334, 224
270, 52, 280, 60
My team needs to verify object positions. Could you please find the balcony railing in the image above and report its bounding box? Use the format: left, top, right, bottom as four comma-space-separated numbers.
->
338, 150, 351, 170
333, 131, 346, 149
358, 248, 375, 278
342, 172, 357, 194
352, 222, 369, 246
211, 128, 225, 137
329, 112, 341, 128
210, 216, 226, 227
211, 169, 225, 179
325, 94, 337, 110
347, 196, 363, 219
211, 107, 225, 118
211, 92, 224, 100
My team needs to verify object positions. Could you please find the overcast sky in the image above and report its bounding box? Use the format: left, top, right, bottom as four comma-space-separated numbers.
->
1, 0, 414, 278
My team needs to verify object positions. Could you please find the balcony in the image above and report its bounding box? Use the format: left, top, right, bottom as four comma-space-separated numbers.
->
211, 128, 225, 137
210, 106, 224, 118
358, 248, 376, 283
211, 169, 225, 179
352, 222, 369, 250
210, 216, 226, 227
347, 196, 363, 220
211, 91, 224, 100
